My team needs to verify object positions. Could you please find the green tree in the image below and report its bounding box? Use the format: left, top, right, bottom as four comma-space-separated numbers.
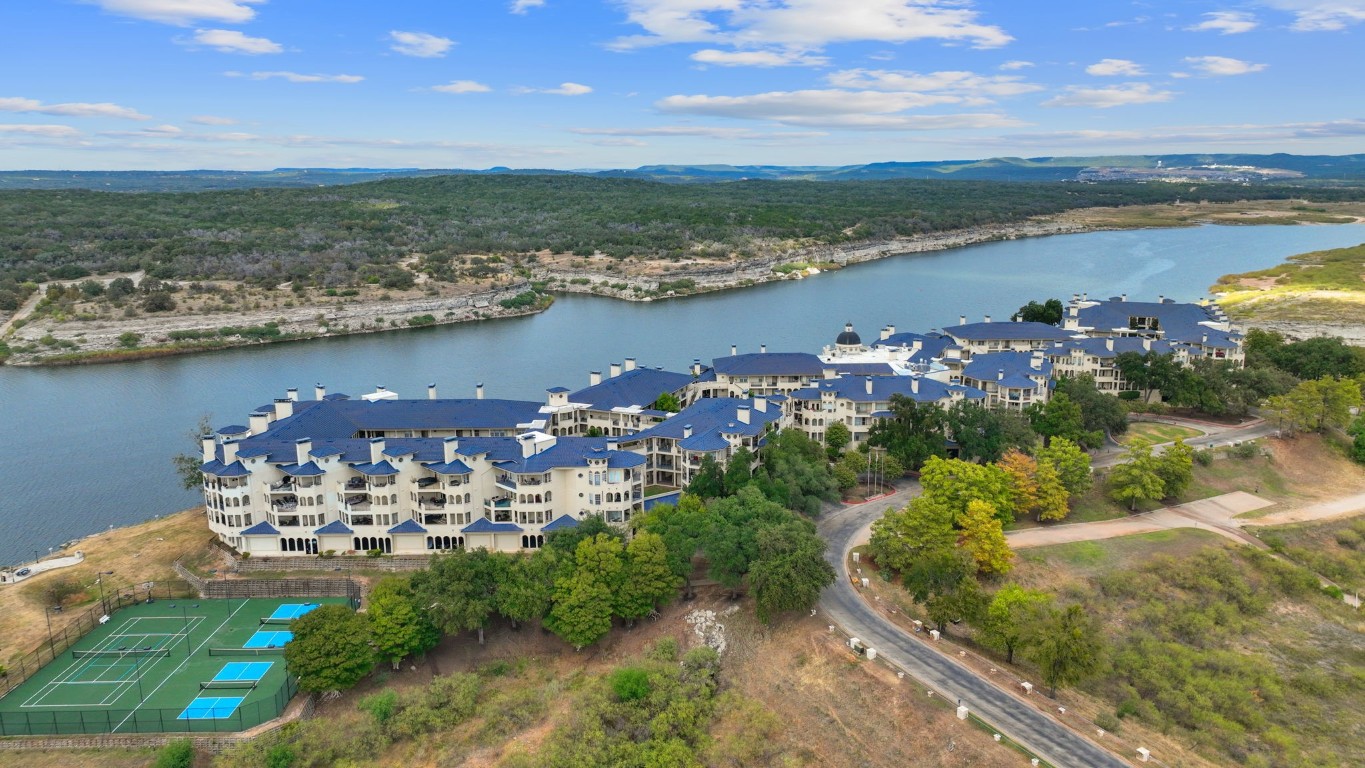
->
824, 420, 851, 459
367, 577, 441, 670
635, 494, 707, 597
702, 486, 789, 596
1033, 459, 1071, 522
1054, 375, 1128, 440
1156, 439, 1194, 500
924, 573, 987, 635
981, 584, 1052, 664
723, 446, 755, 494
106, 276, 135, 301
653, 391, 682, 413
687, 454, 726, 499
919, 456, 1015, 524
1028, 391, 1099, 448
1023, 604, 1105, 696
153, 740, 195, 768
285, 605, 375, 693
866, 393, 948, 470
997, 449, 1039, 517
171, 413, 214, 491
1108, 443, 1166, 511
832, 462, 858, 492
410, 548, 506, 644
946, 400, 1037, 463
868, 496, 956, 574
1036, 437, 1092, 496
547, 534, 623, 649
755, 429, 839, 515
1266, 376, 1362, 434
958, 499, 1014, 576
618, 531, 682, 624
1015, 298, 1064, 324
495, 551, 557, 628
749, 519, 835, 623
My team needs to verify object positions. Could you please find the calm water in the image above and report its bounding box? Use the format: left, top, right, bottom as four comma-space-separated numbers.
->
2, 223, 1363, 564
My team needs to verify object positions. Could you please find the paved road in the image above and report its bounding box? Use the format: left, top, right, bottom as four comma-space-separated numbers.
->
1093, 414, 1278, 467
817, 489, 1128, 768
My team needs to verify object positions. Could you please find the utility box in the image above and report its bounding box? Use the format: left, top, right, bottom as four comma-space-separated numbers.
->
865, 648, 877, 661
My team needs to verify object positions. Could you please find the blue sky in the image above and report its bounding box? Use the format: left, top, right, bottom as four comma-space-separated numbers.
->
1, 0, 1362, 169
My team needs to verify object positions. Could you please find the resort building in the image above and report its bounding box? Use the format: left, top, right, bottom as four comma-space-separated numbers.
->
619, 396, 787, 488
540, 360, 693, 437
688, 349, 825, 399
1063, 295, 1243, 365
787, 374, 986, 445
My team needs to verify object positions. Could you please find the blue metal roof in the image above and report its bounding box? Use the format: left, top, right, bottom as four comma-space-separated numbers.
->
567, 368, 692, 411
315, 520, 353, 535
710, 352, 824, 376
424, 459, 472, 475
1074, 299, 1236, 347
942, 321, 1075, 342
962, 351, 1053, 382
826, 362, 896, 376
504, 437, 648, 473
679, 432, 730, 452
546, 386, 570, 394
790, 375, 969, 404
634, 398, 779, 441
254, 398, 545, 441
541, 514, 579, 532
388, 519, 427, 534
241, 521, 279, 536
462, 518, 523, 533
351, 460, 399, 476
215, 425, 248, 435
278, 461, 325, 477
381, 445, 419, 457
201, 459, 250, 477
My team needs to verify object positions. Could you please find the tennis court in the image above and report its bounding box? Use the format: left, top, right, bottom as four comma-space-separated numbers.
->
0, 597, 346, 734
262, 602, 319, 624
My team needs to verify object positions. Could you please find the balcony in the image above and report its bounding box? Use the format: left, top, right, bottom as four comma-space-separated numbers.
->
269, 479, 295, 492
344, 477, 367, 491
422, 513, 449, 526
418, 499, 447, 511
496, 475, 517, 491
344, 496, 371, 512
272, 498, 298, 512
415, 477, 441, 489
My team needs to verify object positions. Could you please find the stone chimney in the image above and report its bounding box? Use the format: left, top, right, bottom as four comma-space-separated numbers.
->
201, 435, 216, 463
369, 438, 385, 465
589, 371, 601, 386
286, 387, 298, 402
443, 437, 460, 463
865, 377, 874, 395
607, 440, 618, 452
683, 424, 693, 439
624, 358, 637, 372
314, 382, 326, 401
1158, 295, 1165, 303
610, 362, 622, 378
476, 383, 485, 399
887, 324, 896, 336
295, 438, 311, 466
273, 398, 293, 420
427, 383, 437, 400
823, 367, 837, 380
753, 396, 767, 412
222, 440, 239, 465
737, 406, 750, 425
249, 411, 270, 435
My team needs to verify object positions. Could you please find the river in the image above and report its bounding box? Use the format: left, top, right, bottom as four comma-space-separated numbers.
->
2, 223, 1364, 565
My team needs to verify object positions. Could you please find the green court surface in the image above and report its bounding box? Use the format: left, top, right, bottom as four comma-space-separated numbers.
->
0, 597, 344, 734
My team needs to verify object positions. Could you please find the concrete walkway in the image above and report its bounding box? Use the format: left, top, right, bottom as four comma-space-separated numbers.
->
0, 551, 85, 585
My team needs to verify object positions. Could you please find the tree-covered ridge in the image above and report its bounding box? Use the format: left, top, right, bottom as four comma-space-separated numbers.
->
4, 175, 1363, 288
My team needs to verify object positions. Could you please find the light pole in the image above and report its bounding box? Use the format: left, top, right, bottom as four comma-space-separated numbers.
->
43, 606, 55, 657
95, 571, 114, 615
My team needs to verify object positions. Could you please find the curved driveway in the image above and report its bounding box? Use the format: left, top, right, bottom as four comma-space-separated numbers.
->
818, 490, 1128, 768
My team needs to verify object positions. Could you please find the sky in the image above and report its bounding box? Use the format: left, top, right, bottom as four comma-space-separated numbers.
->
0, 0, 1362, 170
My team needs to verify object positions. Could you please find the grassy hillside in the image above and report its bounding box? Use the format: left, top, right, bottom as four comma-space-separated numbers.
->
1213, 242, 1365, 324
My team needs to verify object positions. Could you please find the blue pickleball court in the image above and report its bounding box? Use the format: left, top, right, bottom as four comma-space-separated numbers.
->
176, 696, 245, 720
243, 630, 292, 649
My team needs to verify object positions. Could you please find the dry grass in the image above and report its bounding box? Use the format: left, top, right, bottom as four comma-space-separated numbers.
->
0, 508, 209, 664
0, 748, 158, 768
1053, 199, 1365, 230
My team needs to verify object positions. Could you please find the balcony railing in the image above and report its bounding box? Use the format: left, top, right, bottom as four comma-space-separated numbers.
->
419, 500, 446, 511
269, 479, 294, 492
416, 477, 441, 489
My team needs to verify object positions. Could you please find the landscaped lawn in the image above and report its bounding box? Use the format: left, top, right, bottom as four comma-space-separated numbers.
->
643, 485, 678, 498
1118, 421, 1204, 446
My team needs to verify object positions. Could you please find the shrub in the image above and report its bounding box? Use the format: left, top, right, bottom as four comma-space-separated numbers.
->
1193, 448, 1215, 467
610, 667, 652, 702
1095, 711, 1121, 733
647, 636, 679, 662
1322, 584, 1344, 600
117, 331, 141, 348
406, 314, 436, 327
1228, 442, 1259, 459
358, 689, 398, 724
153, 739, 195, 768
264, 742, 296, 768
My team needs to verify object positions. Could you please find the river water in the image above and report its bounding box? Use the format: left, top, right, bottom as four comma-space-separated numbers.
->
2, 223, 1364, 565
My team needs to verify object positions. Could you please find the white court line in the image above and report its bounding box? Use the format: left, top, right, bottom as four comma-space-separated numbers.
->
111, 600, 250, 732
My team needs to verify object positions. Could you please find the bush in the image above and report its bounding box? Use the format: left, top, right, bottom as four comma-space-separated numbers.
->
264, 742, 296, 768
610, 667, 652, 702
1095, 711, 1121, 733
153, 739, 195, 768
647, 636, 678, 662
358, 689, 398, 724
406, 314, 436, 327
1322, 584, 1344, 600
1193, 448, 1215, 466
1227, 442, 1259, 459
117, 331, 141, 348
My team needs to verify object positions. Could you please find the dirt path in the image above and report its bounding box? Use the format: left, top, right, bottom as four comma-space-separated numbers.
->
0, 271, 144, 338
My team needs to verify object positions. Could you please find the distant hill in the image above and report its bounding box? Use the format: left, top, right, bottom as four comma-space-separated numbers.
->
1, 153, 1362, 192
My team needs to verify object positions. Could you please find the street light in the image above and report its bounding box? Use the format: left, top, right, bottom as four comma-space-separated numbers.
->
43, 605, 56, 657
95, 571, 114, 614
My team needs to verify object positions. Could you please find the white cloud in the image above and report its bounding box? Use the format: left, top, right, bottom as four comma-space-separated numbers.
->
228, 71, 364, 83
186, 28, 282, 54
584, 137, 648, 147
510, 0, 546, 13
0, 124, 82, 138
1085, 58, 1146, 76
691, 48, 828, 67
189, 115, 238, 125
1187, 11, 1259, 34
827, 69, 1043, 102
0, 96, 150, 120
1183, 56, 1267, 75
1043, 83, 1174, 108
999, 60, 1033, 70
655, 88, 1023, 130
1260, 1, 1365, 31
432, 80, 492, 94
609, 0, 1011, 51
570, 125, 826, 139
388, 31, 454, 58
519, 82, 593, 95
87, 0, 266, 26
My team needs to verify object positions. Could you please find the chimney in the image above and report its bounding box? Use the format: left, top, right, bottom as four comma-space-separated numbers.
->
443, 437, 460, 463
369, 438, 385, 465
731, 344, 737, 356
427, 383, 437, 400
273, 398, 293, 420
959, 315, 967, 326
1106, 338, 1114, 352
1202, 333, 1208, 344
1072, 293, 1079, 301
1142, 338, 1152, 351
201, 435, 216, 463
823, 367, 837, 380
624, 358, 637, 372
589, 371, 601, 386
880, 326, 891, 341
737, 406, 750, 425
683, 424, 693, 439
222, 440, 239, 465
286, 387, 298, 402
1120, 293, 1127, 302
1082, 292, 1088, 301
887, 324, 896, 336
1031, 351, 1043, 370
475, 382, 485, 399
314, 383, 326, 401
760, 344, 767, 354
249, 411, 270, 435
910, 377, 920, 395
610, 362, 622, 378
865, 377, 873, 395
519, 434, 536, 459
1068, 305, 1078, 318
984, 315, 992, 323
295, 438, 311, 466
754, 396, 767, 412
607, 440, 618, 452
997, 369, 1005, 381
691, 359, 702, 376
1158, 295, 1165, 303
911, 339, 922, 355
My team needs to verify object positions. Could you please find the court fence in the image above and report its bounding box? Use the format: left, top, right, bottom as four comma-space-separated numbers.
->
0, 580, 197, 699
173, 562, 362, 607
0, 675, 300, 736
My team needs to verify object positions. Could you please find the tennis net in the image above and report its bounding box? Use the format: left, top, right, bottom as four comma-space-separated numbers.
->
208, 646, 286, 656
200, 679, 259, 690
259, 617, 293, 626
71, 648, 171, 660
